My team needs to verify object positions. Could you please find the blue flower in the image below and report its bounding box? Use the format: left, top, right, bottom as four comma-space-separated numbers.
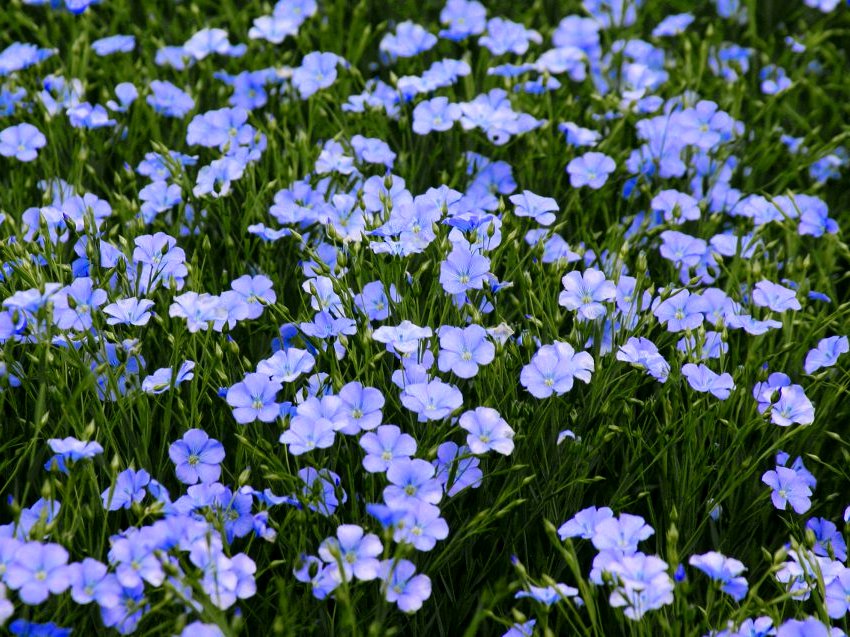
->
379, 21, 437, 60
303, 275, 343, 315
8, 620, 72, 637
502, 620, 536, 637
0, 123, 46, 162
351, 134, 396, 167
226, 372, 282, 423
293, 553, 338, 600
51, 277, 107, 331
825, 570, 850, 618
553, 14, 600, 53
762, 466, 812, 514
292, 52, 343, 98
182, 28, 245, 60
590, 513, 654, 554
169, 292, 225, 332
0, 85, 26, 117
439, 245, 491, 295
677, 331, 728, 360
92, 34, 135, 56
359, 425, 417, 473
807, 517, 847, 561
681, 363, 735, 399
109, 536, 164, 588
137, 150, 197, 181
617, 337, 670, 383
299, 311, 356, 342
64, 0, 99, 13
132, 232, 188, 294
4, 542, 70, 604
760, 65, 791, 95
155, 45, 192, 70
102, 468, 150, 511
799, 197, 839, 236
659, 231, 707, 270
106, 82, 138, 114
433, 442, 482, 496
280, 395, 341, 455
354, 281, 400, 321
45, 436, 102, 473
689, 551, 748, 601
47, 436, 103, 461
99, 581, 146, 634
193, 156, 245, 198
728, 313, 782, 336
439, 0, 487, 40
139, 181, 183, 223
509, 190, 559, 226
365, 503, 407, 530
651, 189, 700, 224
559, 268, 616, 321
0, 43, 55, 76
299, 467, 346, 516
66, 557, 108, 604
520, 341, 594, 399
479, 17, 542, 56
4, 498, 60, 540
559, 122, 601, 148
714, 0, 745, 20
804, 0, 841, 11
437, 325, 495, 378
583, 0, 640, 27
567, 152, 616, 189
400, 379, 463, 422
652, 13, 694, 37
606, 553, 674, 620
459, 407, 515, 455
177, 623, 225, 637
338, 381, 385, 433
690, 288, 737, 326
230, 274, 276, 320
653, 289, 703, 332
225, 70, 271, 110
770, 385, 815, 427
318, 524, 382, 581
257, 347, 315, 383
394, 502, 449, 551
249, 14, 300, 44
168, 428, 225, 484
534, 48, 584, 80
384, 458, 443, 509
315, 139, 355, 175
67, 102, 116, 129
558, 506, 615, 540
379, 559, 432, 612
412, 97, 461, 135
515, 583, 579, 606
142, 360, 195, 394
752, 280, 801, 312
186, 107, 249, 149
804, 335, 849, 374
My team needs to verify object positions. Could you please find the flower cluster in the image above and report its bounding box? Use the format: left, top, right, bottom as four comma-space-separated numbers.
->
0, 0, 849, 634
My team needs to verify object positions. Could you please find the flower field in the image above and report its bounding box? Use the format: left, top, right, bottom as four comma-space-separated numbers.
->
2, 0, 850, 635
